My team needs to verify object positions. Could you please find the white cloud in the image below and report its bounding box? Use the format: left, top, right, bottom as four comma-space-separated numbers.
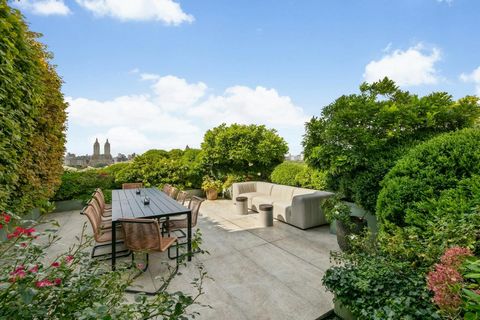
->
189, 86, 308, 128
460, 66, 480, 95
14, 0, 71, 16
363, 44, 441, 86
67, 74, 308, 155
149, 75, 207, 111
75, 0, 194, 25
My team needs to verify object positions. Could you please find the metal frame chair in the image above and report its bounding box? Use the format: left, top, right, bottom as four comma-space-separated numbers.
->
122, 182, 144, 190
119, 218, 179, 295
166, 196, 204, 240
83, 205, 130, 260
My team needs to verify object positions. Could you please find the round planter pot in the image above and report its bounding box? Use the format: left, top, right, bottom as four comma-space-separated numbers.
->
336, 216, 367, 251
205, 189, 218, 200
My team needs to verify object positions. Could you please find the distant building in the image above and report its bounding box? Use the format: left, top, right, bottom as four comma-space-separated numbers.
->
114, 153, 128, 163
64, 138, 114, 168
285, 153, 304, 162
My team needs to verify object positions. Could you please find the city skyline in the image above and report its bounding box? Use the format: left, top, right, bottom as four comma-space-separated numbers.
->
13, 0, 480, 155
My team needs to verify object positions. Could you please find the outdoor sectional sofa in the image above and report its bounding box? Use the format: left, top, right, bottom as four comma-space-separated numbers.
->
232, 181, 334, 229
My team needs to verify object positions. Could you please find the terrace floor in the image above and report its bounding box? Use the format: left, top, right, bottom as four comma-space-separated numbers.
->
46, 199, 339, 320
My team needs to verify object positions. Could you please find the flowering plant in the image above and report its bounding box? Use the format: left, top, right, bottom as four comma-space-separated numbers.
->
426, 246, 480, 318
0, 210, 208, 319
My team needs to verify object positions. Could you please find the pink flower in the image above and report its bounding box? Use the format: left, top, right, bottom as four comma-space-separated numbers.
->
9, 266, 27, 282
136, 263, 145, 270
440, 247, 473, 269
54, 278, 62, 285
65, 255, 74, 263
36, 279, 54, 288
3, 213, 11, 223
51, 262, 60, 268
29, 265, 39, 273
20, 242, 27, 248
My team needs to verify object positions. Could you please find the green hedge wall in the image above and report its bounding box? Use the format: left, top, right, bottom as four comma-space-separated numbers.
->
0, 2, 66, 215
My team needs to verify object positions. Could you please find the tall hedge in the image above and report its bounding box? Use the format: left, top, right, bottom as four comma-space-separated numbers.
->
0, 2, 67, 215
303, 78, 480, 213
377, 128, 480, 266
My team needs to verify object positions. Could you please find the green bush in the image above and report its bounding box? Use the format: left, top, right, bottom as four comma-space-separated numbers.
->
201, 123, 288, 179
270, 161, 328, 190
270, 162, 304, 186
115, 149, 204, 189
0, 2, 67, 215
53, 170, 117, 203
323, 252, 440, 319
303, 78, 480, 213
377, 128, 480, 266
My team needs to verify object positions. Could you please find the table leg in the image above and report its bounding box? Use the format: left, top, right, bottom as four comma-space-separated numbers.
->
187, 210, 192, 261
112, 220, 117, 270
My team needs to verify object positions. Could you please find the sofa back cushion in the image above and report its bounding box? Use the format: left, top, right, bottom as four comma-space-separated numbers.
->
270, 184, 295, 201
293, 188, 316, 197
256, 182, 273, 195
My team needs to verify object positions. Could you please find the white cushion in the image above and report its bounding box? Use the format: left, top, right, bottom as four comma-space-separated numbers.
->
270, 185, 295, 201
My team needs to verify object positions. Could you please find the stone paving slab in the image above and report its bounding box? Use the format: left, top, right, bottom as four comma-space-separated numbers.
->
45, 199, 339, 320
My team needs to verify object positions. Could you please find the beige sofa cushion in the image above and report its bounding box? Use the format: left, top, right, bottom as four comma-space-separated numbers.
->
239, 192, 265, 208
293, 188, 316, 197
251, 195, 275, 211
256, 182, 273, 195
270, 185, 295, 201
272, 201, 291, 221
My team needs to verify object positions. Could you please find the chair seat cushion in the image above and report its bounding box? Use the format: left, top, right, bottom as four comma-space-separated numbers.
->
239, 192, 266, 208
251, 196, 275, 212
156, 237, 177, 252
97, 228, 124, 243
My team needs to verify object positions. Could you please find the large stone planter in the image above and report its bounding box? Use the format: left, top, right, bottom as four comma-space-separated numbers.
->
53, 200, 84, 213
329, 201, 377, 237
336, 216, 367, 251
334, 298, 356, 320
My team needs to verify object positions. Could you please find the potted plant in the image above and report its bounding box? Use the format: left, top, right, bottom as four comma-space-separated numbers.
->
323, 195, 367, 251
202, 176, 223, 200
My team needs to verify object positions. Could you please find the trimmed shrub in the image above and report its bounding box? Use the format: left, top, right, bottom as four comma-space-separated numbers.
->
115, 149, 205, 189
270, 161, 328, 190
377, 128, 480, 266
270, 162, 304, 186
53, 170, 117, 203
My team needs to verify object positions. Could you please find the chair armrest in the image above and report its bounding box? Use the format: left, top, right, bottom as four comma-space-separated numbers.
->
291, 191, 334, 229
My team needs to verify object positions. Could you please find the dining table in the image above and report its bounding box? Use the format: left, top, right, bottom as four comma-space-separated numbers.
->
110, 187, 192, 270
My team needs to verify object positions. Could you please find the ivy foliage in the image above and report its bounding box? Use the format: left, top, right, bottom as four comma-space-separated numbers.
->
377, 128, 480, 267
0, 2, 66, 215
201, 123, 288, 179
303, 78, 479, 213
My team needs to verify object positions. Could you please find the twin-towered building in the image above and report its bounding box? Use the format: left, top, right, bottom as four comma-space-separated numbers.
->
64, 138, 114, 167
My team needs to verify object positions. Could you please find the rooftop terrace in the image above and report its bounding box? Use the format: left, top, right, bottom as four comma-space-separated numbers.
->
47, 199, 338, 320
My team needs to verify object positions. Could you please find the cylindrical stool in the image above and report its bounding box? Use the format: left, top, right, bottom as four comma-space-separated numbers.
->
236, 196, 248, 215
259, 204, 273, 227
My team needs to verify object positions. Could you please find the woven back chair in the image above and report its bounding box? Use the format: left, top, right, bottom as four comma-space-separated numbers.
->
176, 191, 189, 206
162, 184, 172, 194
168, 187, 179, 199
119, 218, 179, 275
92, 190, 111, 217
166, 196, 204, 238
122, 182, 143, 190
83, 206, 129, 259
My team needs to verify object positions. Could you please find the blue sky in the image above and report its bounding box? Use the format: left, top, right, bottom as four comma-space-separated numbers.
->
13, 0, 480, 156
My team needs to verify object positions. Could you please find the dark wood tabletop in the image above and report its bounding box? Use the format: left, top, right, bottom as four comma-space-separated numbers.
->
110, 187, 192, 270
112, 188, 190, 220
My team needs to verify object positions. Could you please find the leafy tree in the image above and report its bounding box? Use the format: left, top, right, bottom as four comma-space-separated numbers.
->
201, 123, 288, 179
303, 78, 479, 213
0, 2, 67, 215
270, 161, 327, 190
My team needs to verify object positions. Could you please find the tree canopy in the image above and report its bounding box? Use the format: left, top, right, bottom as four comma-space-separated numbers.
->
201, 123, 288, 179
303, 78, 479, 212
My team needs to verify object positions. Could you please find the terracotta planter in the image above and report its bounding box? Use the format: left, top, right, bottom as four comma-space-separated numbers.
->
205, 189, 218, 200
336, 216, 367, 251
